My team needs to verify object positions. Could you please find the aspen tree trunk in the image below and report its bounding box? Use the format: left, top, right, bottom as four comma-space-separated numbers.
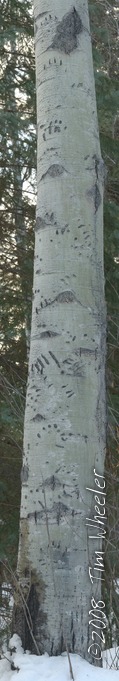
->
13, 0, 106, 664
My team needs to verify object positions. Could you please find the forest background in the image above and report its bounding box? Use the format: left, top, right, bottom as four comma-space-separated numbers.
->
0, 0, 119, 651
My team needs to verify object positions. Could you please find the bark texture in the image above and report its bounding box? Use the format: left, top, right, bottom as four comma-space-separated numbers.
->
14, 0, 106, 664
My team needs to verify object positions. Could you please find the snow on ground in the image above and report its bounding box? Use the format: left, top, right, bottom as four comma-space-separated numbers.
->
0, 635, 119, 681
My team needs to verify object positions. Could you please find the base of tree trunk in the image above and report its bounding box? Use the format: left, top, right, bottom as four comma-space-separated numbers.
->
12, 583, 40, 654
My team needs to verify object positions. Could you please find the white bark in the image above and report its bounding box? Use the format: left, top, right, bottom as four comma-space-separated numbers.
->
15, 0, 106, 663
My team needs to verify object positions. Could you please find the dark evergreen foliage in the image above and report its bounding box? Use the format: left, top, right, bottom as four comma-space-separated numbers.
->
0, 0, 36, 574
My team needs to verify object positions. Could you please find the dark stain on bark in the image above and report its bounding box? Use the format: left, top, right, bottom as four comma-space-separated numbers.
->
25, 583, 39, 652
53, 501, 69, 525
95, 184, 101, 213
35, 216, 47, 231
28, 502, 69, 524
51, 8, 82, 54
40, 330, 60, 339
63, 356, 84, 377
52, 632, 66, 655
56, 291, 73, 302
32, 413, 46, 422
54, 290, 77, 303
87, 184, 101, 213
72, 630, 75, 651
43, 475, 61, 490
41, 164, 67, 180
61, 223, 69, 234
36, 11, 48, 20
12, 604, 26, 650
21, 464, 29, 483
34, 12, 49, 35
12, 570, 47, 654
40, 290, 79, 309
79, 346, 97, 357
93, 154, 105, 185
35, 212, 54, 231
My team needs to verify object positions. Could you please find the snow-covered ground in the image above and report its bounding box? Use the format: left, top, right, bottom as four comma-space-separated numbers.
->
0, 635, 119, 681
